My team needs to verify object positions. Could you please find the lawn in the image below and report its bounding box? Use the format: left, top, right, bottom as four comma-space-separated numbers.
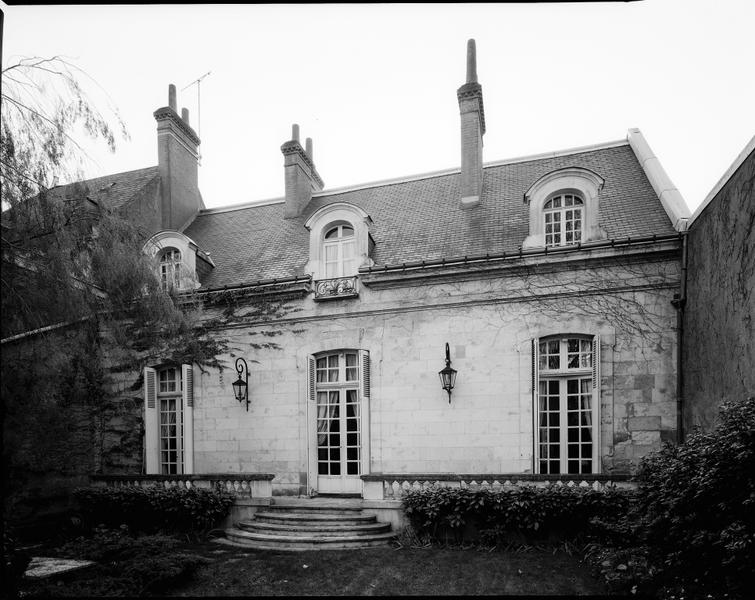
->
165, 542, 609, 596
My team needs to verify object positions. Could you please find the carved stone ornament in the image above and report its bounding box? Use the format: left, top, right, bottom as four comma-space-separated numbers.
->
314, 276, 359, 300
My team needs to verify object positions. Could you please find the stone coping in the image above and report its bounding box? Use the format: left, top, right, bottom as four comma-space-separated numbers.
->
91, 473, 275, 481
361, 473, 633, 482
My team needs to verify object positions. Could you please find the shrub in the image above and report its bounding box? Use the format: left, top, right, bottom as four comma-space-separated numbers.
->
26, 526, 208, 597
73, 486, 235, 536
402, 484, 633, 545
587, 396, 755, 598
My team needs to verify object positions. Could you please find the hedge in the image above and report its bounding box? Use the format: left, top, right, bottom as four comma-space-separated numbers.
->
73, 486, 235, 535
402, 484, 633, 544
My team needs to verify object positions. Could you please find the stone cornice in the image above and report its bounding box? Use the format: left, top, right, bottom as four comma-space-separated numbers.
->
153, 106, 201, 146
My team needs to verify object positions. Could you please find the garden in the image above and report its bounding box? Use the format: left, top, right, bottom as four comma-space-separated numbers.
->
4, 396, 752, 598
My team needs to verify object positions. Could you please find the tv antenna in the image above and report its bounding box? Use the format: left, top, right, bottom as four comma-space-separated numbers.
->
182, 71, 211, 137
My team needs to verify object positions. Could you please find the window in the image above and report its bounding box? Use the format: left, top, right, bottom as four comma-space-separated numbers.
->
304, 203, 374, 300
522, 167, 605, 249
158, 367, 183, 474
534, 336, 599, 475
315, 352, 361, 477
324, 225, 358, 278
144, 364, 194, 475
159, 248, 182, 291
544, 194, 583, 247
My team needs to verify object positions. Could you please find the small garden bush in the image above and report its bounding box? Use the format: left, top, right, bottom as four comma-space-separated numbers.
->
73, 486, 235, 536
25, 526, 208, 597
587, 396, 755, 599
402, 484, 633, 545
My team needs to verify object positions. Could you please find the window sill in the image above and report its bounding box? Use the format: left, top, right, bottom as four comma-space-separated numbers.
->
313, 276, 359, 301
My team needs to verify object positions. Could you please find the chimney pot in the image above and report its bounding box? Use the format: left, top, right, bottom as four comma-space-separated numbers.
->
466, 39, 477, 84
306, 137, 313, 161
181, 108, 190, 124
292, 123, 300, 142
168, 84, 177, 111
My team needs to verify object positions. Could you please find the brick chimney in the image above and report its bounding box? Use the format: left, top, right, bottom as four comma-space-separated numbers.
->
154, 84, 203, 231
281, 124, 324, 218
457, 39, 485, 209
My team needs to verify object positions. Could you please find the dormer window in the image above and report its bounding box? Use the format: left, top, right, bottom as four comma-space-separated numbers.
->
143, 230, 205, 292
324, 225, 358, 278
544, 194, 584, 247
523, 167, 606, 250
305, 203, 374, 301
159, 248, 182, 290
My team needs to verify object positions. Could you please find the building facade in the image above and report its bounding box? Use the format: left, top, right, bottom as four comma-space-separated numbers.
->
61, 42, 693, 499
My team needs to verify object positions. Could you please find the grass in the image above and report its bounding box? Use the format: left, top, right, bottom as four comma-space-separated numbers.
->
165, 541, 610, 596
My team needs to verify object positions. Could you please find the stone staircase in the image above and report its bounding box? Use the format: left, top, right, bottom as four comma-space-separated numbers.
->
222, 499, 396, 550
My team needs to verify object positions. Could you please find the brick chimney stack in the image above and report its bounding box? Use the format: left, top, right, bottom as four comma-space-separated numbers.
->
154, 84, 203, 231
457, 39, 485, 209
281, 124, 324, 218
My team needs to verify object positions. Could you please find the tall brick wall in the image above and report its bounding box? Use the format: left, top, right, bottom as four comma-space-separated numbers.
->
683, 149, 755, 431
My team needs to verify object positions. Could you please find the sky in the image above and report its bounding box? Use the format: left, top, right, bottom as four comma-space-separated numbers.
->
2, 2, 754, 214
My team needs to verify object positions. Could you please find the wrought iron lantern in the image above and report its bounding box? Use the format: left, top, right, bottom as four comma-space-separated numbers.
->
438, 342, 457, 403
232, 357, 250, 411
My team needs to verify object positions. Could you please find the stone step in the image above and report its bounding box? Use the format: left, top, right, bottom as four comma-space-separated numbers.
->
267, 504, 363, 514
223, 528, 396, 551
254, 511, 377, 526
237, 519, 391, 537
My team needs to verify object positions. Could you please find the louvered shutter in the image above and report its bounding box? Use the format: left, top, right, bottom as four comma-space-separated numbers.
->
144, 367, 158, 474
358, 349, 371, 477
182, 364, 194, 474
307, 356, 316, 403
531, 338, 540, 474
359, 350, 370, 400
591, 336, 602, 473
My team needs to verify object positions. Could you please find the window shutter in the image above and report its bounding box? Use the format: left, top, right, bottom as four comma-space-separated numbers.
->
532, 338, 540, 474
182, 364, 194, 475
307, 355, 316, 403
182, 364, 194, 407
145, 367, 157, 408
143, 367, 158, 474
592, 336, 601, 389
359, 350, 370, 399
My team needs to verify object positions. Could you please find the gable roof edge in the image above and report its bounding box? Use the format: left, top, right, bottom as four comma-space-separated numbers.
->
627, 128, 690, 232
689, 134, 755, 226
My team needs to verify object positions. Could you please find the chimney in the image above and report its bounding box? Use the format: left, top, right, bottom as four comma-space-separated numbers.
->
457, 39, 485, 209
281, 124, 324, 218
154, 84, 203, 231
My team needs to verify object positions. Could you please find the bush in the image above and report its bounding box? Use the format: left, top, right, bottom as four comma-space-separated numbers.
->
25, 526, 208, 597
73, 486, 235, 536
588, 396, 755, 598
402, 484, 633, 545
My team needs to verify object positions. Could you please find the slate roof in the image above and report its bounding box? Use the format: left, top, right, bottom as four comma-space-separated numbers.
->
45, 166, 160, 212
185, 142, 676, 290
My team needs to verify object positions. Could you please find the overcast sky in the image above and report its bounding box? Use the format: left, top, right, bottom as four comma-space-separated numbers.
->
2, 2, 754, 213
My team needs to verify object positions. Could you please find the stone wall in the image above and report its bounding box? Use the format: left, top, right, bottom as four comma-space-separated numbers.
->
186, 244, 681, 494
683, 148, 754, 431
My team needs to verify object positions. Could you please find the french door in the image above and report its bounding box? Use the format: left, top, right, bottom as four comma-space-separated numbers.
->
314, 352, 363, 494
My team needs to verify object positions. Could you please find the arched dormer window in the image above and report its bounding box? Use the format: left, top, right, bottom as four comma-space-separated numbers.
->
523, 167, 606, 250
324, 224, 358, 278
305, 203, 374, 301
143, 230, 205, 292
544, 193, 584, 247
159, 248, 182, 291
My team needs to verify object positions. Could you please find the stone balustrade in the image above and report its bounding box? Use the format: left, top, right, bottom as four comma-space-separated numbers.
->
90, 473, 274, 498
361, 473, 636, 500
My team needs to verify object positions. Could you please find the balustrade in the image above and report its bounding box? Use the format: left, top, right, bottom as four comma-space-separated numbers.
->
91, 473, 274, 498
361, 473, 635, 500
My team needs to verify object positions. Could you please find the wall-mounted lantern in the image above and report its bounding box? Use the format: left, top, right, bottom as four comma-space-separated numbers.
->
232, 357, 250, 411
438, 342, 457, 404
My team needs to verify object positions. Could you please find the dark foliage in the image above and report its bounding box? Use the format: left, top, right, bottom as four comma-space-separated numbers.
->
587, 396, 755, 598
73, 486, 235, 536
25, 527, 207, 597
402, 484, 633, 544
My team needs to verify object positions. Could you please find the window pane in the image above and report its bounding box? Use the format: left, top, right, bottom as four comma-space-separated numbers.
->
341, 226, 354, 237
325, 227, 339, 239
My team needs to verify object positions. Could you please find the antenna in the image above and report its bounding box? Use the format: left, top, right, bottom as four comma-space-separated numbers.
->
182, 71, 211, 137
